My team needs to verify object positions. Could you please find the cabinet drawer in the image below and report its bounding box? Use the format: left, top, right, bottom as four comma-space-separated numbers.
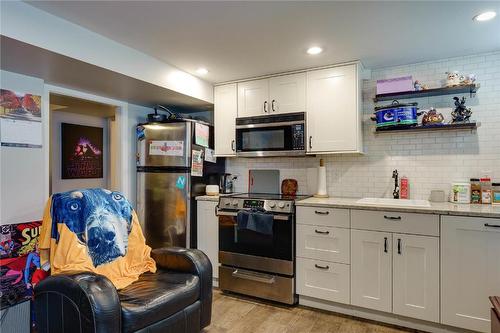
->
296, 257, 350, 304
351, 209, 439, 236
296, 224, 350, 263
296, 206, 349, 228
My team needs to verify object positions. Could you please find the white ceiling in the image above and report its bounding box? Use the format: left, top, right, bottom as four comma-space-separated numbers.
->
27, 1, 500, 83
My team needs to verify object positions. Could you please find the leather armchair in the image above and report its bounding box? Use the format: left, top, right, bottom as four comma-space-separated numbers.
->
35, 247, 212, 333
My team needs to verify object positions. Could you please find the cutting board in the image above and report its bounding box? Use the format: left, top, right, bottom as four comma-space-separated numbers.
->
249, 169, 280, 194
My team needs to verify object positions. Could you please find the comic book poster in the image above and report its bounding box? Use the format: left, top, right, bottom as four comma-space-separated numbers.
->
61, 123, 104, 179
0, 221, 47, 309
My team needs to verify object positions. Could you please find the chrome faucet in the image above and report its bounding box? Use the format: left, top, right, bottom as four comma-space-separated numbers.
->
392, 169, 400, 199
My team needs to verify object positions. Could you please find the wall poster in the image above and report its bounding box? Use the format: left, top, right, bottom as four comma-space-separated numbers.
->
0, 89, 42, 148
0, 221, 47, 308
61, 123, 103, 179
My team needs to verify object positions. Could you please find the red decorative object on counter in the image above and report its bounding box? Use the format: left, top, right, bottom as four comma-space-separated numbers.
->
281, 179, 298, 196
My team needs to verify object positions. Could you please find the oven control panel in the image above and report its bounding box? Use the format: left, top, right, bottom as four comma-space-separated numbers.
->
243, 200, 265, 209
218, 197, 294, 213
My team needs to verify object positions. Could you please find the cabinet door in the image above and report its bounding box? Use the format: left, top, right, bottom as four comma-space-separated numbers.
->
214, 84, 237, 156
441, 216, 500, 332
196, 201, 219, 279
269, 73, 306, 114
351, 229, 392, 312
393, 234, 439, 322
237, 79, 269, 117
306, 65, 358, 153
296, 257, 350, 304
296, 224, 350, 264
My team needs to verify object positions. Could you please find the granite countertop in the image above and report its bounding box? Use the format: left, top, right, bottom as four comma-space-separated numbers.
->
296, 197, 500, 219
195, 193, 237, 202
195, 195, 221, 202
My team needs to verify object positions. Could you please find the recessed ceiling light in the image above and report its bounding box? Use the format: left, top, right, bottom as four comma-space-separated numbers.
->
196, 67, 209, 75
307, 46, 323, 55
473, 11, 496, 22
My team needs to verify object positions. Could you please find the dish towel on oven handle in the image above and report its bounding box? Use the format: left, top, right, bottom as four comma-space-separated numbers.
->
236, 209, 274, 236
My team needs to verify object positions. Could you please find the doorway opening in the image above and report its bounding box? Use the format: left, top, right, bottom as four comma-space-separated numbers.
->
49, 93, 119, 195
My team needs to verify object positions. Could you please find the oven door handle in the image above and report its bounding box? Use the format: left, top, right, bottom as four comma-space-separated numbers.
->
232, 269, 276, 284
217, 211, 290, 221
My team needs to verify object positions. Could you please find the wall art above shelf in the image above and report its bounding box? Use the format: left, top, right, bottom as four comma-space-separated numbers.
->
373, 84, 480, 102
374, 121, 480, 133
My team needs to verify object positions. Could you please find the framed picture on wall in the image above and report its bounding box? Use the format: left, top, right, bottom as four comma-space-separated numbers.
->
61, 123, 103, 179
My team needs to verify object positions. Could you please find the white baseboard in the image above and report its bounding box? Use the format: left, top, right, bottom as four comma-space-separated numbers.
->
299, 296, 473, 333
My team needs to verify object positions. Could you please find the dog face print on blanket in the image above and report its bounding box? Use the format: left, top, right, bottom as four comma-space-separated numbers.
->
50, 188, 133, 267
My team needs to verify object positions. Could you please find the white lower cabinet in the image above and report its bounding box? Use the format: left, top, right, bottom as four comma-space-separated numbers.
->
296, 224, 350, 264
296, 257, 350, 304
351, 229, 392, 312
393, 234, 439, 323
441, 216, 500, 332
351, 229, 439, 322
196, 200, 219, 280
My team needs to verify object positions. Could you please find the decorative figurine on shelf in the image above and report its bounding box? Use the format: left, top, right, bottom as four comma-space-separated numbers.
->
414, 80, 428, 91
422, 107, 445, 126
461, 73, 477, 85
451, 96, 472, 123
414, 80, 422, 91
445, 71, 461, 87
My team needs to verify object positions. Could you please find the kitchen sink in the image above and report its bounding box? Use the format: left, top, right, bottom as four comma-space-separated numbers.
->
356, 197, 431, 208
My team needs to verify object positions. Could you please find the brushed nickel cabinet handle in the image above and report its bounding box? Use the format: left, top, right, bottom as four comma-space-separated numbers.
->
314, 210, 329, 215
271, 99, 276, 112
314, 264, 329, 270
264, 101, 268, 112
384, 237, 388, 253
314, 229, 330, 235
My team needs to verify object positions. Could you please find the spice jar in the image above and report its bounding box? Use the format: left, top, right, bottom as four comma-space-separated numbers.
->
492, 183, 500, 205
470, 178, 481, 204
480, 177, 492, 204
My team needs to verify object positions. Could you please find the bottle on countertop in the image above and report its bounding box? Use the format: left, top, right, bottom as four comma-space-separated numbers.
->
400, 176, 409, 199
470, 178, 481, 204
480, 176, 492, 204
492, 183, 500, 205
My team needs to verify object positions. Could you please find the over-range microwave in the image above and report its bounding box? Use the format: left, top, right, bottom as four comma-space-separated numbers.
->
235, 112, 305, 157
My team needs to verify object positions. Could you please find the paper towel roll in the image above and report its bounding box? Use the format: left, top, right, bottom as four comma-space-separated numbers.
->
314, 159, 329, 198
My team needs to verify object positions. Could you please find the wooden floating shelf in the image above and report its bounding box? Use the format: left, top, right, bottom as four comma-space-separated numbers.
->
373, 84, 480, 102
375, 122, 480, 133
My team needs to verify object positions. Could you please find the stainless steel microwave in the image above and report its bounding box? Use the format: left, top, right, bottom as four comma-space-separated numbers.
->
235, 112, 306, 157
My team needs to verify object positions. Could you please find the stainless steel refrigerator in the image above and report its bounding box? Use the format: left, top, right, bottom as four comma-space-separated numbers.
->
136, 119, 224, 249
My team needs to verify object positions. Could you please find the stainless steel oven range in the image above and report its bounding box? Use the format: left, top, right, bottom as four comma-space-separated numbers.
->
217, 193, 309, 304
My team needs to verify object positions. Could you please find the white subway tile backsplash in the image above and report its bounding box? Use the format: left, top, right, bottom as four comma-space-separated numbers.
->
226, 51, 500, 200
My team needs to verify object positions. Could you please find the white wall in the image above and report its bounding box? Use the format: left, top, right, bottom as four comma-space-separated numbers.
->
0, 1, 213, 103
127, 104, 150, 207
0, 70, 46, 225
50, 111, 111, 194
226, 51, 500, 200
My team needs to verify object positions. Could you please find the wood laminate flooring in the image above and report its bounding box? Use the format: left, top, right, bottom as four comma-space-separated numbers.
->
203, 289, 420, 333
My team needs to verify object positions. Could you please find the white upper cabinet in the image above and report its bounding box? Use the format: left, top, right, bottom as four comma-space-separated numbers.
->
237, 79, 269, 117
215, 62, 363, 154
351, 229, 392, 312
393, 234, 439, 323
306, 64, 362, 154
214, 83, 237, 156
237, 72, 306, 117
441, 216, 500, 332
269, 73, 306, 114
